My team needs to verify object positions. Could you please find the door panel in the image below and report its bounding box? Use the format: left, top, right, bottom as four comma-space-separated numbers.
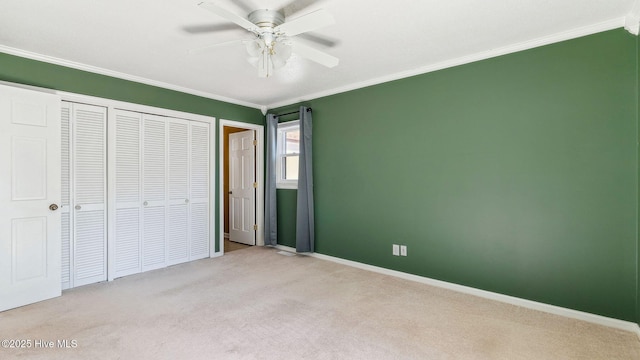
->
12, 137, 47, 200
0, 84, 61, 312
12, 217, 47, 281
168, 205, 188, 263
190, 202, 209, 259
114, 208, 140, 275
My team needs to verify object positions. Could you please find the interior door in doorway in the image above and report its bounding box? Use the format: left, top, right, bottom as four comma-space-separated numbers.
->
229, 130, 255, 246
0, 84, 61, 312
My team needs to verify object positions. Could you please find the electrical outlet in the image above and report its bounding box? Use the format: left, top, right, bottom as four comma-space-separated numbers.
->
392, 244, 400, 256
400, 245, 407, 256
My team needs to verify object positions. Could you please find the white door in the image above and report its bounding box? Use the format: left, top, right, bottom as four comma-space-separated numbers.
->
229, 130, 255, 246
0, 84, 61, 311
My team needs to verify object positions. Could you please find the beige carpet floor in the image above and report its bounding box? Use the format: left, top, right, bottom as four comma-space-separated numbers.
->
0, 246, 639, 359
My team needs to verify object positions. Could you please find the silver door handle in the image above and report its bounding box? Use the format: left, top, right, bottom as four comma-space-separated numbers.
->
143, 201, 149, 206
185, 199, 189, 204
75, 205, 81, 210
49, 204, 59, 211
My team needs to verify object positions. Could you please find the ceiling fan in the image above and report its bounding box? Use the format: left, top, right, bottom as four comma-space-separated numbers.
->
194, 1, 339, 78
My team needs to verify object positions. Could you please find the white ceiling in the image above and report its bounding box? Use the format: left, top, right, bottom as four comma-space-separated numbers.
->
0, 0, 637, 110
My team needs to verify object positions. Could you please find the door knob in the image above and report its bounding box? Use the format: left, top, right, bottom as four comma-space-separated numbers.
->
229, 191, 233, 194
49, 204, 59, 211
185, 199, 189, 204
75, 205, 82, 210
143, 201, 149, 206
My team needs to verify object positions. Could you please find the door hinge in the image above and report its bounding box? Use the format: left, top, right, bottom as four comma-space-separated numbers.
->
253, 224, 258, 231
253, 139, 257, 146
253, 182, 258, 188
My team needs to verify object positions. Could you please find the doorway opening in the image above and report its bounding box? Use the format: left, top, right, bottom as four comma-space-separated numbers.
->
218, 120, 264, 255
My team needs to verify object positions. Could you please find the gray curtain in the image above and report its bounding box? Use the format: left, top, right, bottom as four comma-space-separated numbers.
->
296, 106, 315, 252
264, 113, 278, 246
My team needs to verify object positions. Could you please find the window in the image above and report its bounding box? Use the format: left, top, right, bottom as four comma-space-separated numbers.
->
277, 120, 300, 189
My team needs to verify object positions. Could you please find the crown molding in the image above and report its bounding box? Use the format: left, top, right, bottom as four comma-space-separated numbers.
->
267, 17, 625, 109
625, 0, 640, 35
0, 44, 263, 110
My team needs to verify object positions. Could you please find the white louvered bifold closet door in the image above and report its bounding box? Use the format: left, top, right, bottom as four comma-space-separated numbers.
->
112, 109, 142, 278
110, 110, 210, 279
142, 114, 167, 271
167, 118, 190, 265
60, 102, 107, 289
72, 103, 107, 287
190, 121, 210, 260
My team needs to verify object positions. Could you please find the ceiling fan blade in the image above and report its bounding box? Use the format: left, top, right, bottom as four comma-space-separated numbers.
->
188, 39, 249, 54
198, 2, 257, 32
297, 33, 339, 47
293, 41, 339, 68
275, 9, 335, 36
181, 23, 244, 34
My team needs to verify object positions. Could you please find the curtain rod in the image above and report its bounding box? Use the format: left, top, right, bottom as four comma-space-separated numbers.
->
275, 107, 312, 117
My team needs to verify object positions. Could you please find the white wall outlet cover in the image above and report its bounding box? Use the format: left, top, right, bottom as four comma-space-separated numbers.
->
392, 244, 400, 256
400, 245, 407, 256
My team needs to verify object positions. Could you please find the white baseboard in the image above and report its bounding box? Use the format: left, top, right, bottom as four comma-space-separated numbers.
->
274, 245, 640, 336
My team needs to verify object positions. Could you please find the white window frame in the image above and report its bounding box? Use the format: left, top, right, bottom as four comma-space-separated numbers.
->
276, 120, 300, 189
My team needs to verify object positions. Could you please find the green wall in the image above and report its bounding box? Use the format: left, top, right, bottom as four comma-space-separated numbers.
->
0, 52, 264, 252
276, 189, 297, 248
276, 29, 639, 322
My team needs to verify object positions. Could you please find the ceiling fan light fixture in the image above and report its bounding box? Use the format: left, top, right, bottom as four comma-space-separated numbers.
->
197, 3, 338, 78
246, 37, 292, 77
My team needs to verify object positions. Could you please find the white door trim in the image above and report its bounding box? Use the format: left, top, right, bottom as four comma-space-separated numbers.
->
218, 119, 264, 255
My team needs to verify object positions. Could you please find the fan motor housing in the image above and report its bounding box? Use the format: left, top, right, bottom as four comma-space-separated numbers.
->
248, 9, 285, 29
